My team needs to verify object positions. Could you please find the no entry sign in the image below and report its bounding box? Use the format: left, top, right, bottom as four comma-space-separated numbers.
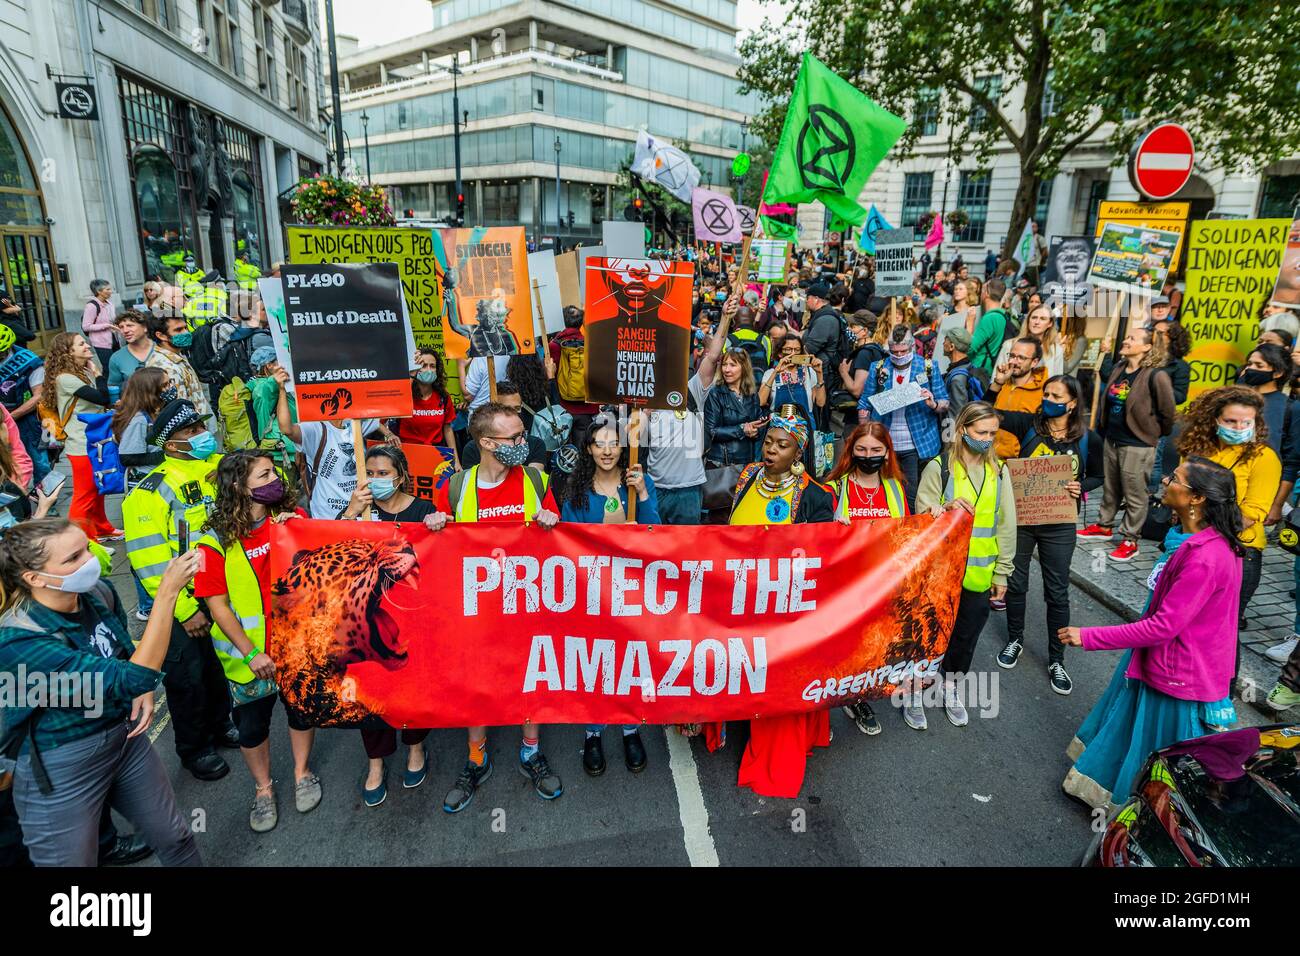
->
1128, 123, 1195, 201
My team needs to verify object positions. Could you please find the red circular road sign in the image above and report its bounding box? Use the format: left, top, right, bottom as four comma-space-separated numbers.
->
1128, 123, 1195, 201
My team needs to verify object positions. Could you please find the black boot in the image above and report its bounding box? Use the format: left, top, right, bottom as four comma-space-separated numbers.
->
623, 731, 647, 773
583, 735, 606, 776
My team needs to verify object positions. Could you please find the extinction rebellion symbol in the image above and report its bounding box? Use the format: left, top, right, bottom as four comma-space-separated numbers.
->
797, 105, 855, 191
701, 198, 734, 236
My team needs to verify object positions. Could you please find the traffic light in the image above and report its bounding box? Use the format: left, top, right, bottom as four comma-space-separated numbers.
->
624, 196, 644, 222
403, 208, 415, 219
456, 192, 465, 226
567, 210, 575, 228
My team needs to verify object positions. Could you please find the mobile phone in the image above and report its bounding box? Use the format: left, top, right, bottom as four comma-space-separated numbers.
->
789, 354, 812, 366
37, 472, 65, 498
177, 517, 189, 552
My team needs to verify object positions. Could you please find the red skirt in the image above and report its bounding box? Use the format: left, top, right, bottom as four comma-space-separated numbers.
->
737, 710, 831, 798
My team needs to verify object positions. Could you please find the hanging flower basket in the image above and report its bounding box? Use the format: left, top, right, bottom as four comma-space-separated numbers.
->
290, 173, 395, 227
945, 209, 971, 231
916, 210, 938, 234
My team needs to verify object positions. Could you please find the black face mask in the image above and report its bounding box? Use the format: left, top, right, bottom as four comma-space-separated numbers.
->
853, 454, 887, 475
1238, 368, 1273, 387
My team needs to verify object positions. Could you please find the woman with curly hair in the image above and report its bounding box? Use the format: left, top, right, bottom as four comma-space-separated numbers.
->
40, 332, 118, 540
1176, 386, 1281, 642
194, 450, 317, 832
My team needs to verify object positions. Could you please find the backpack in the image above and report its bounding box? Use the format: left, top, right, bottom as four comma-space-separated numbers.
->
528, 402, 574, 453
556, 336, 587, 403
972, 308, 1017, 370
38, 390, 78, 443
217, 376, 257, 451
78, 411, 124, 495
188, 320, 258, 388
946, 364, 988, 404
728, 329, 770, 377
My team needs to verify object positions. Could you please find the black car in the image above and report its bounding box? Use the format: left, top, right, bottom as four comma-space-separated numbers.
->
1083, 724, 1300, 867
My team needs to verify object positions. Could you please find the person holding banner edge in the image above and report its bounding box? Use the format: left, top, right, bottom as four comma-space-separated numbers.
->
427, 400, 564, 809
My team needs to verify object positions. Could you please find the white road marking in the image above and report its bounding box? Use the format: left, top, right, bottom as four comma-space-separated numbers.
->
663, 728, 719, 867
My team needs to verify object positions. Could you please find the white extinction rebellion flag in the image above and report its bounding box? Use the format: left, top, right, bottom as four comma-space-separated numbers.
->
632, 130, 701, 203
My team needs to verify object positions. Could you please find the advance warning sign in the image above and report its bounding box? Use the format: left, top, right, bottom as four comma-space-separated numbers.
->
281, 263, 415, 422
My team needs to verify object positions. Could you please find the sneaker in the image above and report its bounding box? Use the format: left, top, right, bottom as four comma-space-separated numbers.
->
1266, 684, 1300, 712
989, 598, 1007, 612
1108, 540, 1139, 562
844, 701, 882, 735
997, 639, 1023, 669
1048, 662, 1073, 696
250, 789, 278, 832
1076, 523, 1113, 540
518, 751, 563, 800
943, 683, 969, 727
1265, 636, 1299, 664
98, 529, 126, 542
295, 772, 322, 812
134, 608, 151, 622
902, 695, 927, 731
443, 757, 493, 814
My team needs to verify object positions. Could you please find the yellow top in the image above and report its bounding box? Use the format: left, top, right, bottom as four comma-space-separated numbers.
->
1206, 443, 1281, 551
730, 481, 794, 525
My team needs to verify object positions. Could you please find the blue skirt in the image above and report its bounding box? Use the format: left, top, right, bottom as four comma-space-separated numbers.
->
1063, 650, 1207, 809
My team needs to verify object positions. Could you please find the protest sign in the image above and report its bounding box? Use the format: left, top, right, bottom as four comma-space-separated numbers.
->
286, 226, 444, 352
1007, 455, 1077, 526
1270, 218, 1300, 308
691, 187, 743, 244
1093, 200, 1189, 271
867, 379, 925, 417
746, 239, 791, 283
556, 251, 581, 308
280, 263, 414, 422
575, 245, 606, 300
527, 250, 565, 335
1088, 221, 1180, 291
268, 511, 970, 728
1039, 236, 1094, 309
873, 227, 914, 296
1181, 218, 1292, 400
257, 277, 295, 393
366, 440, 456, 501
737, 204, 757, 235
602, 221, 646, 259
438, 226, 533, 359
583, 257, 692, 409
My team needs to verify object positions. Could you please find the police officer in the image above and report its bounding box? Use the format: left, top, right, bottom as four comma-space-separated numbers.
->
232, 246, 262, 292
182, 271, 229, 330
174, 255, 204, 298
123, 399, 237, 780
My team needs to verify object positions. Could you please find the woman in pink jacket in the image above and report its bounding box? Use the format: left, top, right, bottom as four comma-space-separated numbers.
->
1058, 456, 1244, 810
82, 279, 118, 379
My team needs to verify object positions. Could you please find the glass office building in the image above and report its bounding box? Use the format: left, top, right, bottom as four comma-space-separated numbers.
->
335, 0, 758, 244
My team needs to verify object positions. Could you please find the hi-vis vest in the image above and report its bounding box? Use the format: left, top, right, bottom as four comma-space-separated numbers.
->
448, 464, 548, 523
195, 530, 264, 683
175, 267, 205, 297
182, 287, 228, 329
232, 259, 262, 292
833, 475, 906, 521
942, 458, 1003, 592
123, 454, 223, 623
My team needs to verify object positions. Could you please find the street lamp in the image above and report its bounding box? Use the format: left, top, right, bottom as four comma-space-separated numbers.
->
554, 135, 562, 249
451, 53, 465, 225
360, 111, 371, 184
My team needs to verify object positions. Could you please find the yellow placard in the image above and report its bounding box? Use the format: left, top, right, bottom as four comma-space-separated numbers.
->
1094, 201, 1190, 271
1180, 218, 1292, 401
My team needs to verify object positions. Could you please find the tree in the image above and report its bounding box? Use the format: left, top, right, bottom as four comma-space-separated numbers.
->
738, 0, 1300, 261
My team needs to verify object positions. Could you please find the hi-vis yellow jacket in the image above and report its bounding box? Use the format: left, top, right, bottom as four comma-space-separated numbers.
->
123, 454, 222, 622
194, 528, 264, 682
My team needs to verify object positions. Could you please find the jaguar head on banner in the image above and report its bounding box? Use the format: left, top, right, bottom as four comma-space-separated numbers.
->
272, 537, 420, 725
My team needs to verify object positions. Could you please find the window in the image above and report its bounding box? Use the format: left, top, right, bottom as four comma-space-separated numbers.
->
287, 42, 310, 122
901, 172, 934, 240
123, 0, 176, 31
1041, 71, 1056, 118
223, 123, 268, 269
212, 0, 241, 77
482, 182, 521, 224
1258, 174, 1300, 220
1085, 179, 1109, 236
1035, 178, 1053, 229
913, 89, 939, 137
955, 171, 990, 243
254, 12, 278, 100
969, 75, 1002, 132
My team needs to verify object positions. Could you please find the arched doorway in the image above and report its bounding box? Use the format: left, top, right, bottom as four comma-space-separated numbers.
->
1169, 174, 1217, 280
0, 101, 63, 351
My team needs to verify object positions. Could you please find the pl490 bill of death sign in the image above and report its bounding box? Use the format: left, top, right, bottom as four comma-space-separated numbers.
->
280, 263, 415, 422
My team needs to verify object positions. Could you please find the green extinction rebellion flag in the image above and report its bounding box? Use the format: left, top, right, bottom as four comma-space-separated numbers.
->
762, 53, 907, 230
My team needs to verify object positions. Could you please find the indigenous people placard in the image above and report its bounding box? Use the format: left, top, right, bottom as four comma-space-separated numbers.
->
583, 257, 692, 409
1039, 236, 1095, 310
873, 227, 915, 296
745, 239, 792, 284
437, 226, 533, 359
286, 226, 444, 352
268, 512, 971, 729
280, 263, 414, 422
1181, 218, 1292, 399
1088, 221, 1180, 291
1270, 218, 1300, 309
1092, 200, 1190, 271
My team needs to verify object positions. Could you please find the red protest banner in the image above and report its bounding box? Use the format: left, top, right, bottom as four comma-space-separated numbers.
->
269, 513, 971, 729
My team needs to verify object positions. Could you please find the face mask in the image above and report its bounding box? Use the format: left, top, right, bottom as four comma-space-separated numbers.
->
1042, 399, 1070, 418
853, 454, 887, 475
170, 331, 193, 348
1238, 368, 1272, 387
159, 387, 179, 404
492, 441, 531, 467
889, 350, 914, 367
249, 477, 285, 505
0, 508, 16, 529
182, 431, 219, 460
416, 370, 438, 385
42, 553, 102, 593
963, 434, 994, 454
716, 292, 727, 303
1217, 423, 1254, 446
367, 478, 397, 500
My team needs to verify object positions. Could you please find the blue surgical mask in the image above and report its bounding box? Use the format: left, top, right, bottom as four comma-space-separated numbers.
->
416, 370, 438, 385
171, 331, 193, 348
963, 434, 994, 454
1217, 423, 1254, 446
716, 292, 727, 303
368, 477, 397, 500
183, 431, 219, 460
889, 350, 914, 367
492, 441, 531, 467
1042, 399, 1069, 418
